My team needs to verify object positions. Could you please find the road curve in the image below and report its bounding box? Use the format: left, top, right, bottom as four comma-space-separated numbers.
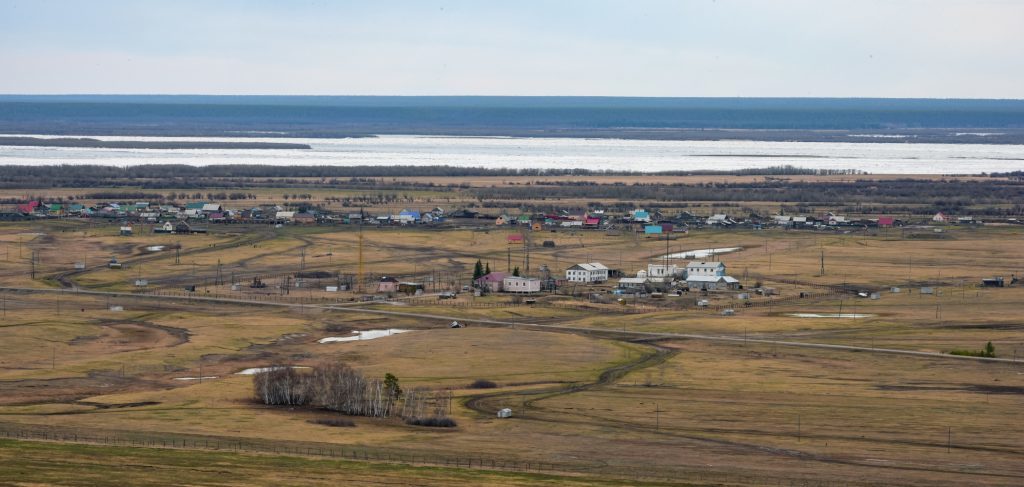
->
2, 286, 1020, 365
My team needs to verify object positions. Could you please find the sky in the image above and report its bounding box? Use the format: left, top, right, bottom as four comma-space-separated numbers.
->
1, 0, 1022, 98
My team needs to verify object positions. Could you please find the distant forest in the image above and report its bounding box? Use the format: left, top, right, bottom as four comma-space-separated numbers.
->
0, 164, 861, 187
1, 164, 1021, 217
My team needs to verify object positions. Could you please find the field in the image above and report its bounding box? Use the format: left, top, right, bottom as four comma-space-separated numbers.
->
1, 215, 1023, 486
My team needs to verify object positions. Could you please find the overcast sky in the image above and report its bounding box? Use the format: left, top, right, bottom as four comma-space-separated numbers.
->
1, 0, 1021, 98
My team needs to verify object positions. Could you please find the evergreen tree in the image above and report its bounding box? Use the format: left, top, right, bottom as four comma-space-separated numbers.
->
512, 266, 520, 277
485, 262, 491, 275
472, 259, 484, 281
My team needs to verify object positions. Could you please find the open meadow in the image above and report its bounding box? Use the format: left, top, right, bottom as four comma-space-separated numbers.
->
1, 213, 1023, 486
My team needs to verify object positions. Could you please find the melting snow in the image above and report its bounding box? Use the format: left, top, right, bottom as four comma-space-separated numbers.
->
318, 329, 411, 343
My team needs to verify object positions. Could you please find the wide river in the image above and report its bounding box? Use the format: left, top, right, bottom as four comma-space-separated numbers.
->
2, 134, 1023, 173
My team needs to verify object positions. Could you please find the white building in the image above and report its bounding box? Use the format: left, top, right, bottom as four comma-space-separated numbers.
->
646, 263, 679, 280
565, 263, 609, 283
685, 261, 726, 278
502, 276, 541, 293
684, 261, 739, 291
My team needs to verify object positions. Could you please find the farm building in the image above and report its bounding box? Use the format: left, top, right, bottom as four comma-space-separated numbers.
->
474, 272, 508, 293
502, 276, 541, 293
686, 275, 740, 291
565, 263, 609, 283
378, 276, 400, 293
507, 234, 524, 244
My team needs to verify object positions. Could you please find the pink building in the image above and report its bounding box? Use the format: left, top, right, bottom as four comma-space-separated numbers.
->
474, 272, 508, 293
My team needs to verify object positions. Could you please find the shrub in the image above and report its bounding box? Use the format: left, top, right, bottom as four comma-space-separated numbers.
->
467, 379, 498, 389
308, 418, 355, 428
405, 417, 457, 428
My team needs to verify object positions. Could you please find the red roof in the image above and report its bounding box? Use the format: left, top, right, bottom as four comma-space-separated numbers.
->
507, 234, 524, 242
585, 217, 600, 225
878, 217, 894, 226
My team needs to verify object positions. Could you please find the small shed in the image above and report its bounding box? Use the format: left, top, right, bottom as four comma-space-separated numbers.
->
119, 226, 133, 236
497, 408, 513, 419
542, 240, 555, 247
920, 287, 934, 294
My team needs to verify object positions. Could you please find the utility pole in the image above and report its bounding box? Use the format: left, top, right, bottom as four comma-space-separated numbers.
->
820, 250, 825, 276
655, 403, 661, 431
357, 221, 365, 293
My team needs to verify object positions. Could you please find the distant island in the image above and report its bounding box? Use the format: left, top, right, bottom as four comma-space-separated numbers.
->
0, 136, 312, 150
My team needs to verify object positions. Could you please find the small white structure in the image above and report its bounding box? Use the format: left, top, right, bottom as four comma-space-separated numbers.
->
109, 306, 124, 312
920, 287, 934, 294
565, 262, 609, 283
74, 262, 86, 270
721, 309, 735, 316
890, 287, 901, 293
697, 299, 710, 307
646, 263, 679, 280
275, 211, 295, 221
502, 276, 541, 293
134, 279, 148, 287
497, 408, 513, 418
325, 286, 339, 292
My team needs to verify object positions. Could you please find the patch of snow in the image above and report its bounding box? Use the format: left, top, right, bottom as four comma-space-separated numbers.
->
787, 313, 874, 319
173, 376, 218, 381
665, 247, 741, 259
235, 366, 310, 375
146, 245, 166, 252
318, 329, 411, 343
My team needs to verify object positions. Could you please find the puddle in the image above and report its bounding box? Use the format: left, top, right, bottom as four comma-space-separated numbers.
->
665, 247, 742, 259
173, 376, 218, 381
788, 313, 875, 318
318, 329, 411, 343
235, 366, 311, 375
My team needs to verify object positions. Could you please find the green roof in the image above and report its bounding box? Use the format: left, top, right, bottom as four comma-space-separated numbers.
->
185, 202, 206, 209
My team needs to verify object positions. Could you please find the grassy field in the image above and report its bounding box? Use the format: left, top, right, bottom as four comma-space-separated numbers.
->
1, 218, 1023, 485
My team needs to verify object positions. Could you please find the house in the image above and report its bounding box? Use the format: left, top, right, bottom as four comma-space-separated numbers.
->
507, 234, 524, 244
878, 216, 895, 228
398, 209, 421, 224
293, 213, 317, 224
583, 216, 601, 228
933, 212, 949, 223
119, 225, 133, 236
495, 215, 509, 226
517, 215, 531, 226
644, 225, 663, 235
707, 214, 736, 226
173, 221, 193, 234
202, 203, 222, 213
155, 221, 175, 233
378, 276, 400, 293
616, 277, 650, 293
565, 263, 609, 283
632, 210, 652, 223
502, 276, 541, 293
474, 272, 508, 293
685, 275, 740, 291
275, 211, 295, 222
